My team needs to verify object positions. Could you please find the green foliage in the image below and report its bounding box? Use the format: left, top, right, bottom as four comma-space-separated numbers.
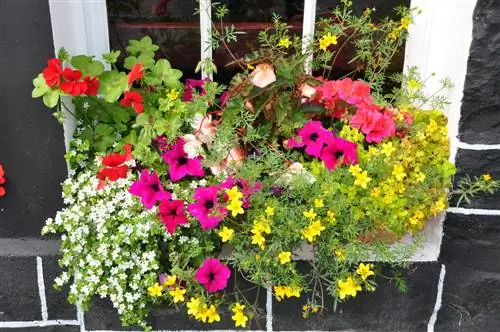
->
71, 55, 105, 77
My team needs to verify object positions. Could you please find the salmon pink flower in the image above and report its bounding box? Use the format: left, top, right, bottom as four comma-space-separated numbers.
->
162, 139, 205, 182
60, 68, 88, 96
158, 199, 188, 233
251, 63, 276, 88
128, 63, 144, 86
195, 258, 231, 293
188, 186, 227, 230
42, 58, 63, 87
320, 138, 358, 170
190, 114, 217, 145
129, 170, 171, 209
288, 121, 333, 158
120, 91, 144, 114
351, 108, 396, 143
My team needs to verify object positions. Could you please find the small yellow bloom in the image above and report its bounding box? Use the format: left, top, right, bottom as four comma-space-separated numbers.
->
163, 275, 177, 287
319, 32, 338, 51
407, 79, 421, 90
303, 209, 317, 220
414, 172, 426, 183
218, 226, 234, 242
278, 36, 292, 48
356, 263, 375, 280
251, 231, 266, 249
426, 119, 438, 134
265, 205, 275, 216
285, 286, 301, 298
169, 287, 186, 303
232, 311, 248, 327
354, 171, 372, 189
338, 277, 362, 299
226, 186, 243, 201
311, 305, 319, 313
278, 251, 292, 264
253, 219, 271, 234
148, 283, 163, 297
302, 220, 325, 242
314, 198, 324, 208
205, 304, 221, 323
381, 142, 396, 157
392, 164, 407, 181
335, 248, 346, 262
431, 197, 446, 215
326, 210, 336, 224
232, 303, 245, 314
167, 89, 180, 100
274, 285, 288, 301
483, 173, 492, 181
371, 187, 381, 197
349, 164, 363, 176
187, 297, 202, 317
400, 16, 412, 30
227, 199, 244, 217
246, 63, 255, 70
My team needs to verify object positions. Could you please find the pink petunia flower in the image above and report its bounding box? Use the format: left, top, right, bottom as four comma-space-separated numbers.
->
288, 121, 334, 158
158, 199, 188, 234
162, 139, 205, 182
183, 79, 208, 101
129, 170, 171, 209
320, 137, 358, 170
195, 258, 231, 293
188, 186, 227, 230
220, 177, 261, 208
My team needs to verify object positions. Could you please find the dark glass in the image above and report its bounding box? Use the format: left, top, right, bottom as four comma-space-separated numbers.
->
107, 0, 200, 79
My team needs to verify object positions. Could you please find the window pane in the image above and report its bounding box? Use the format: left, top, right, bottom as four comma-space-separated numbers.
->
107, 0, 200, 78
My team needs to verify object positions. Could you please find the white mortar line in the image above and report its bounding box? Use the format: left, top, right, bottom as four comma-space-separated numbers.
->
447, 207, 500, 216
266, 287, 273, 332
427, 264, 446, 332
36, 256, 49, 321
457, 142, 500, 150
0, 320, 80, 328
77, 303, 86, 332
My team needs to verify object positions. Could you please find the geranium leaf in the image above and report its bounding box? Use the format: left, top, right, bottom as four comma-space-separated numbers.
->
99, 71, 128, 103
42, 89, 60, 108
144, 59, 182, 88
125, 36, 159, 57
71, 55, 105, 77
102, 50, 121, 65
32, 74, 50, 98
123, 54, 155, 70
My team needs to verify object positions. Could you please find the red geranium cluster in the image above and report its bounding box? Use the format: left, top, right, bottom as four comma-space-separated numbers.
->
0, 164, 5, 197
96, 144, 133, 189
42, 58, 99, 96
120, 63, 145, 114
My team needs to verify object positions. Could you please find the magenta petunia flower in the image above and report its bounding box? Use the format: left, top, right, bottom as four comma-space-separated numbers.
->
158, 199, 188, 234
320, 137, 358, 170
129, 170, 171, 209
220, 177, 262, 208
195, 258, 231, 293
188, 186, 227, 230
288, 121, 334, 158
162, 138, 205, 182
183, 79, 208, 101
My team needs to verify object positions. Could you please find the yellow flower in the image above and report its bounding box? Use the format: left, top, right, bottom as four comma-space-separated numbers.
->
285, 286, 301, 298
407, 79, 421, 90
246, 63, 255, 70
167, 89, 180, 100
205, 304, 221, 323
226, 186, 243, 201
303, 209, 317, 220
265, 205, 275, 216
400, 16, 412, 30
483, 173, 492, 181
392, 164, 407, 181
148, 283, 163, 297
251, 231, 266, 249
349, 164, 362, 176
338, 277, 362, 299
169, 287, 186, 303
426, 119, 438, 134
163, 275, 177, 287
218, 226, 234, 242
278, 36, 292, 48
326, 210, 336, 224
232, 311, 248, 327
319, 33, 338, 51
227, 199, 244, 217
414, 172, 426, 183
253, 219, 271, 234
371, 187, 380, 197
278, 251, 292, 264
302, 220, 325, 242
354, 171, 372, 189
232, 303, 245, 314
356, 263, 375, 280
431, 197, 446, 215
187, 297, 202, 317
381, 142, 396, 157
314, 198, 324, 208
274, 285, 288, 301
335, 248, 346, 262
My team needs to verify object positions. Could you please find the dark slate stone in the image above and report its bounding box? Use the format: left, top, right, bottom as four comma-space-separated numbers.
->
0, 257, 41, 321
273, 262, 440, 331
42, 256, 77, 320
452, 149, 500, 209
436, 214, 500, 331
459, 0, 500, 144
84, 271, 266, 330
0, 0, 67, 237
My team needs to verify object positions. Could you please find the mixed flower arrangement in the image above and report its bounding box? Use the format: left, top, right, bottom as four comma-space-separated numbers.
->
31, 1, 498, 330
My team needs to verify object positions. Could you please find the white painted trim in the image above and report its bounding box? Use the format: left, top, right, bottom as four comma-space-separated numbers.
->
77, 303, 86, 332
302, 0, 317, 74
447, 207, 500, 216
427, 264, 446, 332
457, 142, 500, 150
199, 0, 213, 80
36, 257, 49, 321
266, 287, 273, 332
48, 0, 110, 154
0, 320, 80, 328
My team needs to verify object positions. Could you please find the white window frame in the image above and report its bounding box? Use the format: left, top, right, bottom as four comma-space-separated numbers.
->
48, 0, 477, 261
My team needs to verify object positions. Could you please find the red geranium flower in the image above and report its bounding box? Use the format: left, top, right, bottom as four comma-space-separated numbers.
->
60, 68, 88, 96
96, 148, 132, 189
42, 58, 63, 87
120, 91, 144, 114
128, 63, 144, 86
84, 76, 100, 96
